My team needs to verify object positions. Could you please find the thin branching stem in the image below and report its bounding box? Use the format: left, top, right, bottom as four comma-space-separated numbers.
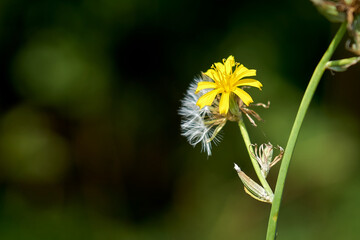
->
266, 22, 347, 240
238, 119, 273, 197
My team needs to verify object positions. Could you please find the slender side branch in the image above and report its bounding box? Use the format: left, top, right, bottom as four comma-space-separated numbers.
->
266, 22, 347, 240
238, 120, 273, 197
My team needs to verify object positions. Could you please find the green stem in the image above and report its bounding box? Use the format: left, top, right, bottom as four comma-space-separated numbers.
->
238, 119, 273, 197
266, 22, 347, 240
326, 56, 360, 67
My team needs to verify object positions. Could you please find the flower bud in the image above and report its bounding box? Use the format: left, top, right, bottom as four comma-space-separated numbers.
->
234, 163, 273, 203
347, 14, 360, 54
311, 0, 346, 23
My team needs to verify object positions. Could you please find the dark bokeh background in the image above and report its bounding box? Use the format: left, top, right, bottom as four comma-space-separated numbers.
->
0, 0, 360, 239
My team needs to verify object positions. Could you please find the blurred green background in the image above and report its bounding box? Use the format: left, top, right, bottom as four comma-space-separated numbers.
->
0, 0, 360, 239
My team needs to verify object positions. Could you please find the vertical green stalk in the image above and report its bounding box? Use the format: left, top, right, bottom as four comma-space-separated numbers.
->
238, 119, 273, 197
266, 22, 347, 240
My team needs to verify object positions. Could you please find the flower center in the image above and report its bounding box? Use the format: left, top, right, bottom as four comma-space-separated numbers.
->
220, 73, 233, 93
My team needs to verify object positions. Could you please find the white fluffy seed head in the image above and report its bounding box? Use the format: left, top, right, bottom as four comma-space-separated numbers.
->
179, 76, 222, 156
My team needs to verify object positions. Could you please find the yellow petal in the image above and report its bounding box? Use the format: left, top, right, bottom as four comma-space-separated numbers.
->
214, 62, 225, 75
239, 69, 256, 79
196, 89, 221, 109
204, 69, 220, 82
195, 81, 218, 93
224, 55, 235, 75
233, 79, 263, 89
232, 64, 247, 77
219, 92, 230, 115
233, 88, 254, 106
233, 65, 256, 80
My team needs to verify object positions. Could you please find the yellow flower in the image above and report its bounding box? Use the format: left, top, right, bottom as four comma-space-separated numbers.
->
196, 55, 263, 115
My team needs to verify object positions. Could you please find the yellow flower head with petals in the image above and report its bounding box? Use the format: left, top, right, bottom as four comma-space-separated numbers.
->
196, 55, 263, 115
